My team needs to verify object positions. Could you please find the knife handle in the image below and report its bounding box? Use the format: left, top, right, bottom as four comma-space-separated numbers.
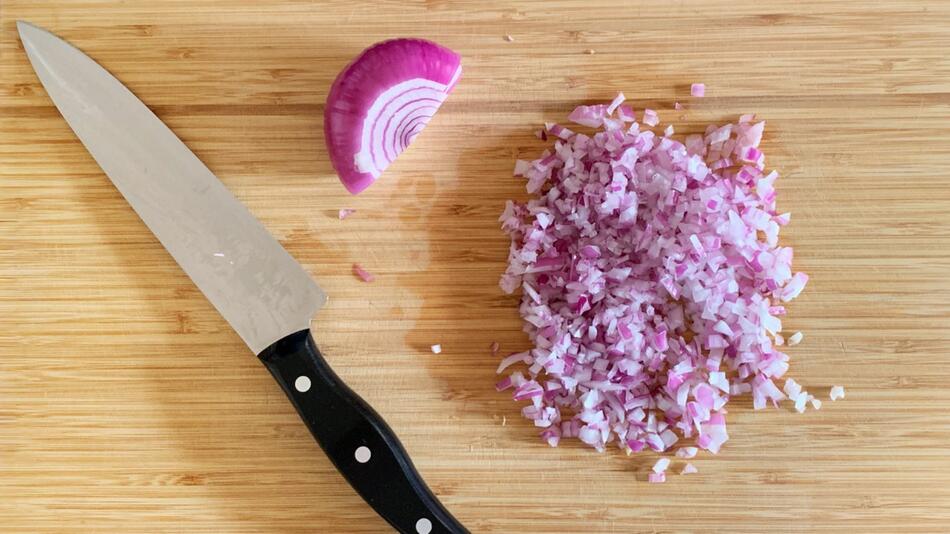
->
258, 330, 468, 534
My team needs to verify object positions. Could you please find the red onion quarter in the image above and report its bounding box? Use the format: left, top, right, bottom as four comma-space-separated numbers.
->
324, 39, 461, 194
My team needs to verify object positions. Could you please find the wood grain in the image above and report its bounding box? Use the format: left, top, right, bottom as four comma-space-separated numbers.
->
2, 1, 950, 532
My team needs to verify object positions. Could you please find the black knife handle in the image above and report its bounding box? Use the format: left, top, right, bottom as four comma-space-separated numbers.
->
258, 329, 468, 534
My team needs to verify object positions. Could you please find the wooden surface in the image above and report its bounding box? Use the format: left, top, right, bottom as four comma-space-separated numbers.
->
2, 1, 950, 532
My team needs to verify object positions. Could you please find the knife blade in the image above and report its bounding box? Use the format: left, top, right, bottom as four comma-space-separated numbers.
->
18, 21, 466, 534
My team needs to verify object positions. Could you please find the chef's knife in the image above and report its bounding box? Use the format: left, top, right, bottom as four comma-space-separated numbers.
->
17, 21, 466, 534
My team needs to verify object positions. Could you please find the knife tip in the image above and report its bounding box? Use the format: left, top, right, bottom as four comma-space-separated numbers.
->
16, 20, 55, 41
16, 20, 39, 39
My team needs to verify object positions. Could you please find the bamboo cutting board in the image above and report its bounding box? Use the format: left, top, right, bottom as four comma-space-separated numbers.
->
2, 1, 950, 532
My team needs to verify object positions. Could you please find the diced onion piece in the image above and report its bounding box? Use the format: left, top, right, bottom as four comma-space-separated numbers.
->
794, 393, 808, 413
783, 378, 803, 398
642, 108, 659, 127
569, 104, 608, 128
787, 331, 803, 346
430, 344, 442, 354
338, 208, 356, 220
497, 352, 532, 374
607, 92, 626, 115
648, 472, 666, 483
652, 457, 671, 473
676, 447, 698, 459
830, 385, 846, 401
781, 272, 809, 302
325, 39, 461, 194
352, 263, 375, 282
617, 105, 636, 122
681, 463, 698, 474
691, 83, 706, 97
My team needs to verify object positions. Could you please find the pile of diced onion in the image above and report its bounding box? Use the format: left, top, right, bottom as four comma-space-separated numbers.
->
498, 93, 814, 479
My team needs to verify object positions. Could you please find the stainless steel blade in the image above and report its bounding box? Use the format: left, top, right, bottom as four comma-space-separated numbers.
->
18, 21, 326, 355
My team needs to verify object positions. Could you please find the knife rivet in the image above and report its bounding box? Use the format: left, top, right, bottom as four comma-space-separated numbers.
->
294, 376, 311, 393
415, 518, 432, 534
354, 446, 371, 463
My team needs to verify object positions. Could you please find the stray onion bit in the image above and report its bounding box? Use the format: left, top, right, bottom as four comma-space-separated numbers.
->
325, 39, 461, 194
498, 93, 812, 464
830, 385, 846, 400
338, 208, 356, 220
490, 341, 501, 355
691, 83, 706, 97
648, 472, 666, 483
783, 378, 818, 413
642, 108, 659, 127
681, 463, 698, 475
352, 263, 375, 283
652, 457, 671, 473
676, 447, 698, 459
787, 331, 803, 346
430, 344, 442, 354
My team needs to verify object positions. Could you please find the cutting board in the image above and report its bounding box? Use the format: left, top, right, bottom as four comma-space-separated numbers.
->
3, 1, 950, 532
